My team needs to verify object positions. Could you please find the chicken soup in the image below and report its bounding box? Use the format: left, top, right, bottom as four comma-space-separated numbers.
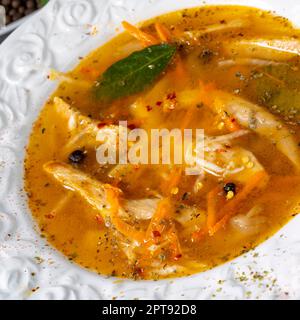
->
25, 5, 300, 280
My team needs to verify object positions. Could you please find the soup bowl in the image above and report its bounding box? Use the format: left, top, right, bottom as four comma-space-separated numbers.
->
0, 0, 300, 300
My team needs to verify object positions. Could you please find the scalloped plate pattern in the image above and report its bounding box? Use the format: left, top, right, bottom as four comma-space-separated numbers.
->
1, 0, 300, 300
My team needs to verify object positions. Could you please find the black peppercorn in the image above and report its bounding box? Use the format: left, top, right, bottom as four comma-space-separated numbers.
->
223, 182, 236, 195
68, 150, 86, 164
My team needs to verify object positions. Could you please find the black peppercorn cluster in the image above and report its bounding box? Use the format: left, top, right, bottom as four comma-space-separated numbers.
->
0, 0, 40, 25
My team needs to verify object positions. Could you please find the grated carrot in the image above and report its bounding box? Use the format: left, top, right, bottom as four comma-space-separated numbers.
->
145, 198, 182, 261
209, 171, 269, 235
105, 187, 145, 243
145, 198, 171, 239
166, 226, 182, 260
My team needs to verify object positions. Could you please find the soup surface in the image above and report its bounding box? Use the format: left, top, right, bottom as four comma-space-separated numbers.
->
25, 5, 300, 280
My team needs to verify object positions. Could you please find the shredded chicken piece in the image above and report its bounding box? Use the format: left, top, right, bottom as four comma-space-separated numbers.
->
230, 205, 266, 234
184, 129, 264, 182
218, 58, 284, 68
182, 19, 249, 42
43, 161, 159, 221
48, 69, 91, 88
53, 97, 128, 154
224, 38, 300, 61
123, 198, 161, 220
53, 97, 99, 134
209, 90, 300, 168
204, 130, 249, 151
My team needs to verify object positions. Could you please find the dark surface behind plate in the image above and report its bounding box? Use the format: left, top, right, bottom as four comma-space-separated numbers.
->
0, 29, 12, 43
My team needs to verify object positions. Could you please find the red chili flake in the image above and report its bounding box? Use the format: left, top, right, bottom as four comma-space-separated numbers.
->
167, 92, 177, 100
174, 254, 182, 261
156, 101, 163, 106
134, 267, 144, 276
128, 124, 137, 130
45, 213, 55, 219
216, 149, 226, 153
97, 122, 107, 129
146, 105, 153, 111
152, 230, 161, 238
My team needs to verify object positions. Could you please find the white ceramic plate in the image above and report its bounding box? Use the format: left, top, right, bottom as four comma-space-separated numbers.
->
1, 0, 300, 300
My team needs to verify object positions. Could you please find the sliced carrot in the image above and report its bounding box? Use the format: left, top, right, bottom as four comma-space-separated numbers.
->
122, 21, 158, 47
209, 171, 269, 235
105, 187, 145, 243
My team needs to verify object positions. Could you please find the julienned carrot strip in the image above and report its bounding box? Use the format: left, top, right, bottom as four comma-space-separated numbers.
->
105, 186, 145, 243
145, 198, 182, 261
136, 199, 174, 269
207, 187, 221, 234
166, 226, 182, 260
124, 21, 189, 85
155, 22, 171, 42
198, 82, 241, 132
154, 22, 188, 82
209, 171, 269, 235
192, 171, 269, 241
180, 89, 200, 131
122, 21, 158, 46
146, 198, 171, 239
174, 55, 189, 82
